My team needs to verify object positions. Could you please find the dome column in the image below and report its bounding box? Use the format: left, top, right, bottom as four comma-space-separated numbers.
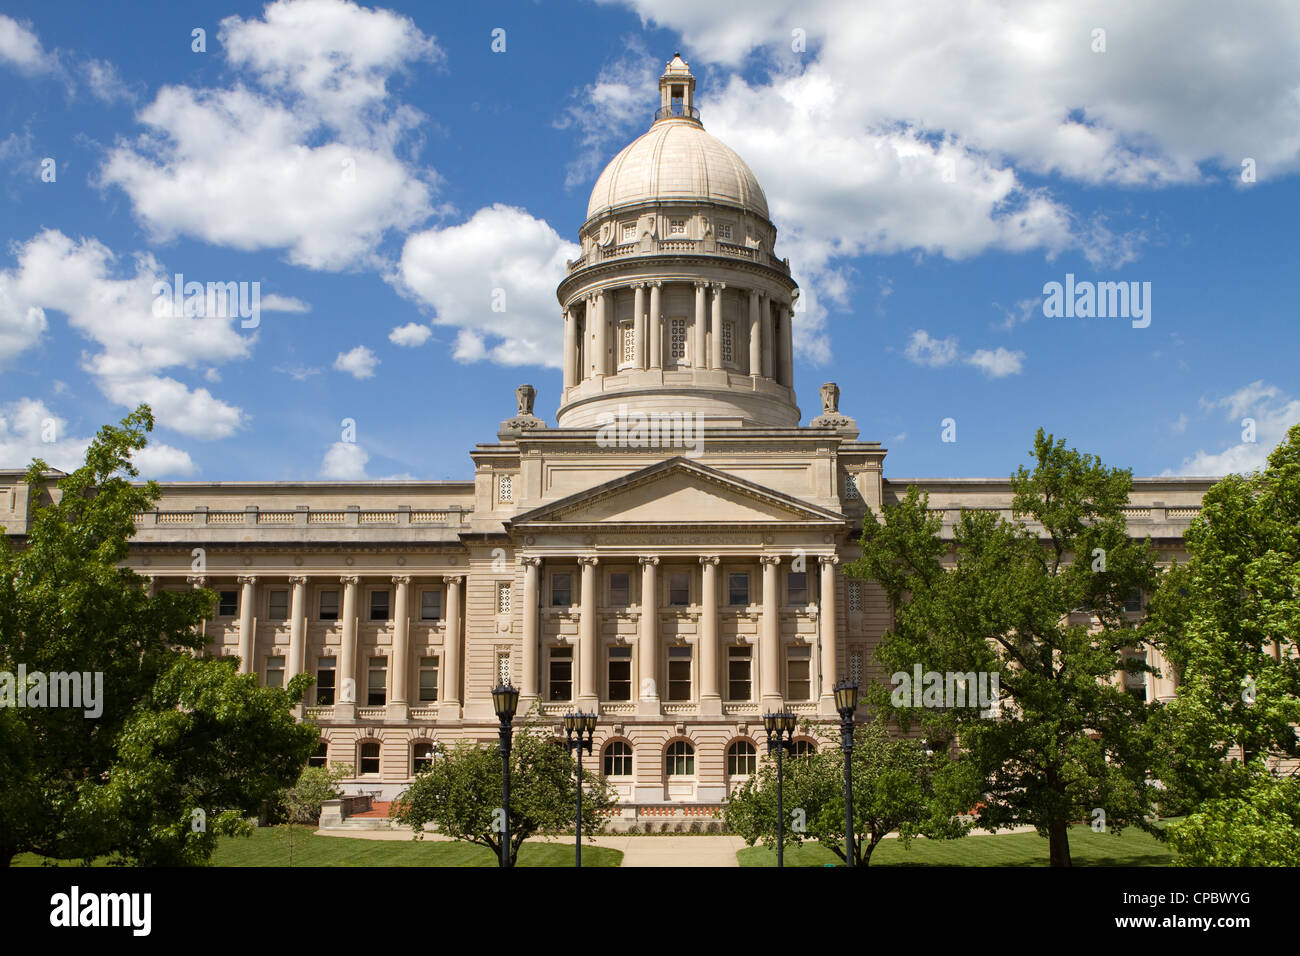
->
779, 303, 794, 386
761, 294, 774, 379
748, 289, 761, 377
632, 282, 647, 370
562, 308, 577, 390
693, 281, 708, 369
594, 291, 609, 378
648, 281, 663, 369
710, 283, 725, 369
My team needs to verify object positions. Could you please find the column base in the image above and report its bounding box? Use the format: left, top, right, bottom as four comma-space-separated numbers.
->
699, 696, 723, 718
334, 702, 356, 721
518, 694, 540, 718
818, 695, 838, 718
760, 696, 784, 714
386, 702, 409, 721
637, 698, 661, 717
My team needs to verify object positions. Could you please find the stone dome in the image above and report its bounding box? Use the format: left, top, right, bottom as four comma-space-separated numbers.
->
586, 119, 770, 222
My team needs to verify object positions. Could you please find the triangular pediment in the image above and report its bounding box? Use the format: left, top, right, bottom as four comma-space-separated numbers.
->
508, 458, 844, 529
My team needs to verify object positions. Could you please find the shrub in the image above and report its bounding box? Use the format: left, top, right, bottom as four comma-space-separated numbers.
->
281, 764, 353, 824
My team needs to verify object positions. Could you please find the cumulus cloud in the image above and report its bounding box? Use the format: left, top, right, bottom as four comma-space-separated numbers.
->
555, 40, 659, 189
334, 345, 379, 379
396, 204, 579, 367
965, 347, 1025, 378
0, 230, 250, 437
1169, 381, 1300, 476
320, 440, 369, 479
0, 397, 194, 476
904, 330, 958, 367
261, 294, 311, 313
388, 322, 431, 347
0, 14, 58, 75
100, 0, 440, 270
82, 58, 133, 103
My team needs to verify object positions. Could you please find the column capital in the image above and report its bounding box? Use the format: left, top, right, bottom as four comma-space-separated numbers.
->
759, 554, 782, 566
236, 575, 257, 585
442, 574, 465, 585
693, 280, 710, 289
518, 556, 543, 568
577, 555, 600, 567
638, 555, 660, 566
288, 575, 309, 585
187, 575, 207, 587
698, 555, 721, 566
391, 574, 411, 585
629, 280, 647, 290
711, 281, 726, 293
819, 554, 841, 567
648, 279, 663, 288
339, 574, 360, 585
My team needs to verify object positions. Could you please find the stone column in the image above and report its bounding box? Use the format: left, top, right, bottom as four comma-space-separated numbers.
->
819, 555, 839, 715
710, 283, 725, 369
700, 556, 722, 716
638, 556, 660, 715
594, 291, 608, 377
632, 283, 646, 370
187, 575, 207, 642
389, 576, 410, 715
441, 575, 463, 708
578, 556, 599, 704
562, 308, 576, 389
520, 557, 542, 701
337, 575, 359, 717
760, 556, 782, 705
748, 289, 762, 377
1149, 644, 1178, 703
287, 575, 308, 679
648, 281, 662, 369
693, 281, 707, 368
780, 303, 795, 386
761, 294, 774, 379
236, 575, 257, 675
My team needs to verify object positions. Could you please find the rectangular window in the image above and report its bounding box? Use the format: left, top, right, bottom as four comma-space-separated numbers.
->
621, 222, 636, 242
1123, 589, 1143, 613
265, 655, 285, 690
717, 222, 733, 240
669, 572, 690, 607
316, 656, 336, 706
669, 218, 686, 235
844, 473, 861, 500
549, 647, 573, 701
609, 572, 630, 607
497, 652, 511, 686
728, 646, 752, 700
721, 320, 734, 363
498, 474, 514, 502
849, 648, 864, 685
497, 582, 512, 614
369, 589, 390, 621
319, 589, 340, 621
787, 572, 808, 605
608, 646, 632, 701
620, 322, 635, 365
268, 589, 289, 621
367, 657, 387, 706
418, 656, 439, 703
217, 590, 238, 616
846, 579, 862, 613
787, 645, 812, 700
667, 645, 692, 701
551, 572, 572, 607
420, 589, 442, 621
728, 572, 749, 606
670, 317, 687, 361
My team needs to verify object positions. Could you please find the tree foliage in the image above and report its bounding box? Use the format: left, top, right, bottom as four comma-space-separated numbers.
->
848, 429, 1160, 866
390, 725, 618, 865
0, 406, 317, 865
1144, 423, 1300, 865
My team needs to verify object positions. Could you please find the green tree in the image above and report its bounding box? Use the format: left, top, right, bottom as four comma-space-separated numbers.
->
282, 762, 355, 825
1143, 423, 1300, 865
724, 720, 975, 866
391, 725, 617, 865
0, 406, 317, 865
848, 429, 1160, 867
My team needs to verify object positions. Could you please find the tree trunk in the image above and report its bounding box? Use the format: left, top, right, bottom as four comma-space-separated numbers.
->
1048, 819, 1072, 867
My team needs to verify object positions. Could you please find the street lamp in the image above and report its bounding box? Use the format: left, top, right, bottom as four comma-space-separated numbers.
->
563, 710, 597, 867
491, 682, 520, 868
762, 710, 797, 867
833, 678, 860, 867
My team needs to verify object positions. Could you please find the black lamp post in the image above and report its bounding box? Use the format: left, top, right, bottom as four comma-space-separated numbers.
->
491, 682, 520, 868
762, 710, 797, 867
833, 678, 860, 868
563, 710, 597, 867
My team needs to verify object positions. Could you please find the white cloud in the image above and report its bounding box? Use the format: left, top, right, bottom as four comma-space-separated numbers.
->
0, 15, 57, 75
0, 230, 250, 437
82, 58, 132, 103
100, 0, 440, 271
1170, 381, 1300, 475
320, 440, 369, 479
388, 322, 431, 347
966, 347, 1025, 378
904, 330, 958, 367
555, 40, 659, 189
0, 397, 194, 476
397, 204, 579, 367
130, 443, 196, 477
994, 297, 1041, 331
261, 294, 311, 313
273, 364, 321, 381
334, 345, 379, 379
1172, 413, 1188, 435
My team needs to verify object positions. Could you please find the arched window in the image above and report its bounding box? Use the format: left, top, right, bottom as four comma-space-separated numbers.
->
727, 740, 756, 776
359, 741, 381, 776
308, 741, 328, 767
792, 739, 817, 759
665, 740, 694, 776
412, 742, 437, 774
603, 740, 633, 776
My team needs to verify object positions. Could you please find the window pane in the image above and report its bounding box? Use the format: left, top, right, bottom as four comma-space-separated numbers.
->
319, 590, 339, 620
316, 656, 336, 706
549, 647, 572, 701
727, 647, 752, 700
360, 742, 380, 775
728, 573, 749, 606
368, 657, 387, 706
668, 647, 691, 701
669, 572, 690, 606
369, 590, 390, 621
217, 590, 238, 616
604, 741, 632, 776
420, 590, 442, 620
265, 655, 285, 689
609, 572, 630, 606
551, 573, 572, 606
608, 646, 632, 701
787, 572, 808, 605
268, 590, 289, 620
418, 657, 439, 702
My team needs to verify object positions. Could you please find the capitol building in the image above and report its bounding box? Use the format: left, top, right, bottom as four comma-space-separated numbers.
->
1, 56, 1214, 815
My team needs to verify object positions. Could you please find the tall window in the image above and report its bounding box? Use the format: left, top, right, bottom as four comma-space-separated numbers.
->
608, 646, 632, 701
497, 653, 511, 686
217, 590, 238, 616
668, 572, 690, 606
551, 572, 572, 607
786, 645, 812, 700
265, 655, 285, 689
843, 473, 861, 500
418, 656, 439, 703
316, 656, 336, 706
787, 571, 809, 606
665, 740, 694, 775
728, 645, 752, 700
667, 645, 692, 701
268, 589, 289, 621
369, 589, 390, 621
609, 572, 630, 606
727, 740, 757, 775
420, 588, 442, 621
849, 648, 864, 685
1123, 588, 1143, 613
604, 740, 633, 776
728, 572, 749, 606
412, 742, 436, 773
359, 741, 380, 775
620, 322, 635, 367
670, 318, 687, 361
367, 657, 387, 706
549, 646, 573, 701
498, 474, 514, 502
308, 741, 328, 767
319, 589, 340, 621
497, 582, 512, 614
721, 320, 734, 363
846, 579, 862, 613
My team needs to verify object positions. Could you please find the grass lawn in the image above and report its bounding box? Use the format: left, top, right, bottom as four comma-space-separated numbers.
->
13, 826, 623, 868
736, 824, 1176, 867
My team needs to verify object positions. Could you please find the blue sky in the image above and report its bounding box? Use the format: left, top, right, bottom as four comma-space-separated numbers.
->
1, 0, 1297, 483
